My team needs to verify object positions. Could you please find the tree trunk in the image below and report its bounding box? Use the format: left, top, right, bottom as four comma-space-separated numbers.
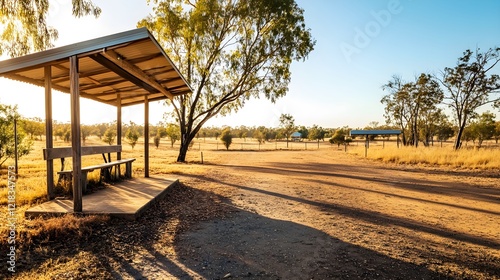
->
413, 118, 419, 148
454, 123, 466, 150
177, 141, 189, 162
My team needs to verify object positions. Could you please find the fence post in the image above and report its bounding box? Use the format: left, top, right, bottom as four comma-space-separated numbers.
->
14, 117, 18, 178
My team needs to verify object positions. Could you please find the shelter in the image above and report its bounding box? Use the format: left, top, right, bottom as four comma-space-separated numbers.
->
350, 130, 401, 157
291, 132, 302, 141
0, 28, 192, 212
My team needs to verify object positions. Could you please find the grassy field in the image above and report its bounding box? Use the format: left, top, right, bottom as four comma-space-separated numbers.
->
1, 136, 499, 207
347, 140, 500, 169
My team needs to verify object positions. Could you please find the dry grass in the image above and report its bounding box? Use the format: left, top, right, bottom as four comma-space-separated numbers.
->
348, 141, 500, 169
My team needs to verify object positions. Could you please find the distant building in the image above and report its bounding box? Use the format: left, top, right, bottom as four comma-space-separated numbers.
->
291, 132, 302, 141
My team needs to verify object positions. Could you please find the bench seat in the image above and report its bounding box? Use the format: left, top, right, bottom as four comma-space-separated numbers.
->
58, 158, 136, 192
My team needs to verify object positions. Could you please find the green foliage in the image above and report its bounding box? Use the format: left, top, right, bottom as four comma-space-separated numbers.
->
494, 121, 500, 143
63, 131, 71, 142
138, 0, 315, 162
279, 114, 296, 146
254, 130, 265, 144
0, 0, 101, 57
441, 47, 500, 150
330, 128, 350, 147
103, 128, 116, 145
154, 134, 161, 149
126, 129, 139, 149
20, 117, 44, 140
297, 126, 309, 139
468, 112, 496, 147
308, 125, 325, 142
382, 73, 444, 147
434, 114, 455, 142
80, 124, 93, 145
0, 104, 32, 167
220, 129, 233, 150
165, 123, 180, 148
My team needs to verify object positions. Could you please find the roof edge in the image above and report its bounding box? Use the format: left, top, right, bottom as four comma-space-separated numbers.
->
0, 28, 151, 74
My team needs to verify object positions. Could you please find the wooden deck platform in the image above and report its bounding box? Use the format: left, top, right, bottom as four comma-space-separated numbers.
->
25, 177, 179, 220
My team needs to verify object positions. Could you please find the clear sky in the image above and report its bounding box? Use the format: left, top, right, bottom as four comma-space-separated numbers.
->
0, 0, 499, 128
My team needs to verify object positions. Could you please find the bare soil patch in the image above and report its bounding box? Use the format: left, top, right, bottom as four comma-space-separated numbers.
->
5, 149, 500, 279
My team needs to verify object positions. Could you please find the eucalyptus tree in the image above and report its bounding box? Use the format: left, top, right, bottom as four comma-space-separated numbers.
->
381, 75, 410, 145
382, 74, 443, 147
406, 73, 444, 147
0, 0, 101, 57
440, 47, 500, 150
469, 111, 496, 147
279, 113, 296, 147
138, 0, 315, 161
0, 104, 32, 167
308, 125, 325, 143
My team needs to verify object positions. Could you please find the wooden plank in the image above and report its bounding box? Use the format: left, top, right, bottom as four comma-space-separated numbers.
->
101, 49, 174, 100
44, 145, 122, 160
44, 65, 55, 200
58, 158, 135, 174
144, 96, 149, 178
70, 55, 82, 212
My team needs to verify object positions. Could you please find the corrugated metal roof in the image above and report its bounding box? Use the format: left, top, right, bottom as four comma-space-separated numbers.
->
0, 28, 191, 107
350, 130, 401, 135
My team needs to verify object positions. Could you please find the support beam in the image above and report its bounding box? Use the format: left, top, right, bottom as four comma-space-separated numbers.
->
101, 49, 174, 100
44, 66, 54, 200
70, 56, 82, 212
117, 94, 122, 178
144, 96, 149, 178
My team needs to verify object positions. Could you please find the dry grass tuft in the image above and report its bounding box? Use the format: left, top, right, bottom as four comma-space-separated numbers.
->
0, 209, 109, 249
348, 144, 500, 169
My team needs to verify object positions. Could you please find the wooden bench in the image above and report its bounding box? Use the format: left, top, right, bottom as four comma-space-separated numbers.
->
43, 145, 136, 193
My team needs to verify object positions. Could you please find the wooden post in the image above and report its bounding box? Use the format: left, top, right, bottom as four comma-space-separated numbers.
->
70, 56, 82, 212
44, 66, 54, 199
13, 118, 18, 178
365, 135, 368, 158
144, 96, 149, 178
117, 94, 122, 178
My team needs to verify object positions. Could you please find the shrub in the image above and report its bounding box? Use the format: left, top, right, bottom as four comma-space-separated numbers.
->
220, 129, 232, 150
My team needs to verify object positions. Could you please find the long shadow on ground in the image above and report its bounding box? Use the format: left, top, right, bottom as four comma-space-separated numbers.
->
6, 182, 450, 279
174, 207, 448, 279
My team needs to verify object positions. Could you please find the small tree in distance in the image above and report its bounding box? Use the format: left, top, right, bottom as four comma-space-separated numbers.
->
469, 112, 496, 147
220, 129, 233, 151
165, 123, 180, 148
279, 114, 296, 148
330, 128, 350, 148
154, 128, 161, 149
126, 129, 139, 149
103, 128, 116, 145
0, 104, 32, 167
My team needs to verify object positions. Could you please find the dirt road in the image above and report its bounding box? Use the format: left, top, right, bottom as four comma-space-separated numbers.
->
11, 149, 500, 279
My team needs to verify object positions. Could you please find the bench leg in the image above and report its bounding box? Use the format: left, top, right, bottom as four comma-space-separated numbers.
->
125, 162, 133, 178
100, 167, 112, 181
